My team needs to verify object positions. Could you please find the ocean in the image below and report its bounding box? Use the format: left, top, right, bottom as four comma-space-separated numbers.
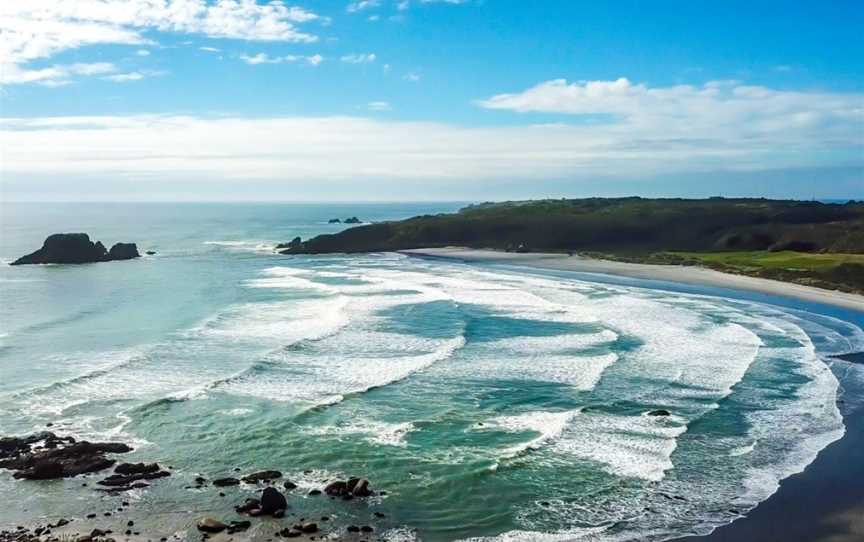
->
1, 202, 863, 542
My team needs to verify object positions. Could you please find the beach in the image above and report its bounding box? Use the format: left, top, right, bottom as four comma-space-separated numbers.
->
400, 248, 864, 312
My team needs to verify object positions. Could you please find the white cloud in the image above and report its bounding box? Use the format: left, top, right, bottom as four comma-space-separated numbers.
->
2, 95, 860, 187
341, 53, 376, 64
240, 52, 323, 66
403, 72, 421, 82
136, 49, 151, 56
368, 15, 381, 21
347, 1, 380, 13
1, 62, 116, 86
477, 78, 864, 148
1, 0, 323, 84
367, 101, 391, 111
103, 72, 145, 82
199, 46, 222, 52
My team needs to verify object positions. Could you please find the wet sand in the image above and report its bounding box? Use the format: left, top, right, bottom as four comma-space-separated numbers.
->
400, 248, 864, 312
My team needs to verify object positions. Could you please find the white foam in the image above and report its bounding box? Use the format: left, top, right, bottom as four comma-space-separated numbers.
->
203, 240, 277, 253
554, 411, 687, 482
461, 526, 608, 542
306, 419, 415, 447
219, 334, 466, 406
487, 410, 579, 459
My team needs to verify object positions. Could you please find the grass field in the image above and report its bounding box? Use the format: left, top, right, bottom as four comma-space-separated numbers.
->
668, 251, 864, 272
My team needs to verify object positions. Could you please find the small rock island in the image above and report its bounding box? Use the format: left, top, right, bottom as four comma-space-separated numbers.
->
11, 233, 141, 265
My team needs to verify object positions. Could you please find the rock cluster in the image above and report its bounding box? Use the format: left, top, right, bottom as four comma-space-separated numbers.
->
324, 477, 374, 499
98, 462, 171, 490
11, 234, 141, 265
0, 432, 131, 480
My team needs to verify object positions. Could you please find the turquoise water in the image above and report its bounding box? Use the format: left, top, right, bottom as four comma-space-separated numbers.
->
1, 202, 863, 542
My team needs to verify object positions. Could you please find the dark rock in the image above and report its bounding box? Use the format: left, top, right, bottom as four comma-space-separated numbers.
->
361, 526, 373, 533
283, 480, 297, 490
98, 468, 169, 486
297, 523, 317, 534
227, 521, 251, 534
344, 217, 361, 224
145, 251, 156, 255
213, 477, 240, 487
2, 438, 131, 480
11, 234, 141, 265
347, 526, 360, 533
235, 498, 261, 514
280, 529, 301, 538
352, 478, 372, 497
328, 218, 341, 224
324, 481, 347, 496
324, 477, 374, 498
648, 409, 671, 417
196, 518, 227, 533
114, 463, 160, 475
107, 243, 140, 261
275, 238, 303, 251
260, 487, 287, 515
308, 489, 321, 496
373, 512, 385, 518
242, 470, 282, 483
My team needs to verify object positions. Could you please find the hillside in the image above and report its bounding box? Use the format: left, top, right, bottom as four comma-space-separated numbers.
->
278, 198, 864, 293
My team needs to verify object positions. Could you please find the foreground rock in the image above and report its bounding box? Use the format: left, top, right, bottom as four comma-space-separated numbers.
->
11, 233, 141, 265
0, 432, 131, 479
324, 477, 374, 498
98, 462, 170, 488
241, 469, 282, 483
196, 517, 227, 533
235, 487, 287, 516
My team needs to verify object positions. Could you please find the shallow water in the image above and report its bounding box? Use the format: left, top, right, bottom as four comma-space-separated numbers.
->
1, 202, 862, 542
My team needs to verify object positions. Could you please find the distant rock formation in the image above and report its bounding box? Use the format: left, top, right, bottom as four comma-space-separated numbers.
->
328, 218, 342, 224
11, 233, 141, 265
343, 216, 362, 224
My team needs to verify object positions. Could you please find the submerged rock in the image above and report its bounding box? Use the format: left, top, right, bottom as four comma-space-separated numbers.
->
196, 518, 227, 533
648, 409, 671, 417
324, 477, 374, 498
213, 477, 240, 487
11, 234, 141, 265
241, 470, 282, 483
114, 462, 160, 475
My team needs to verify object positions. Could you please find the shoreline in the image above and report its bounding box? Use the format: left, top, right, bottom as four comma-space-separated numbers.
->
400, 247, 864, 312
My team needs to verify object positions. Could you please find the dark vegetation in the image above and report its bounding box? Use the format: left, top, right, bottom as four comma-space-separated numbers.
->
279, 198, 864, 293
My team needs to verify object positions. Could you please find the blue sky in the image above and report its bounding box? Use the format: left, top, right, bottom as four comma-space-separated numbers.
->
1, 0, 862, 201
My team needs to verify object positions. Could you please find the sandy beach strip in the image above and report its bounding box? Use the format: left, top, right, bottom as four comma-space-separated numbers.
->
400, 247, 864, 312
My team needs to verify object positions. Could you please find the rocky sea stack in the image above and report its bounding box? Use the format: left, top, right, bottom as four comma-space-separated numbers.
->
11, 233, 141, 265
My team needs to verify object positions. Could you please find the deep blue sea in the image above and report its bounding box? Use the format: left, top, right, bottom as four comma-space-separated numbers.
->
1, 202, 863, 542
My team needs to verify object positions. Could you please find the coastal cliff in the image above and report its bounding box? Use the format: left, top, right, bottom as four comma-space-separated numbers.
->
11, 233, 141, 265
278, 198, 864, 293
